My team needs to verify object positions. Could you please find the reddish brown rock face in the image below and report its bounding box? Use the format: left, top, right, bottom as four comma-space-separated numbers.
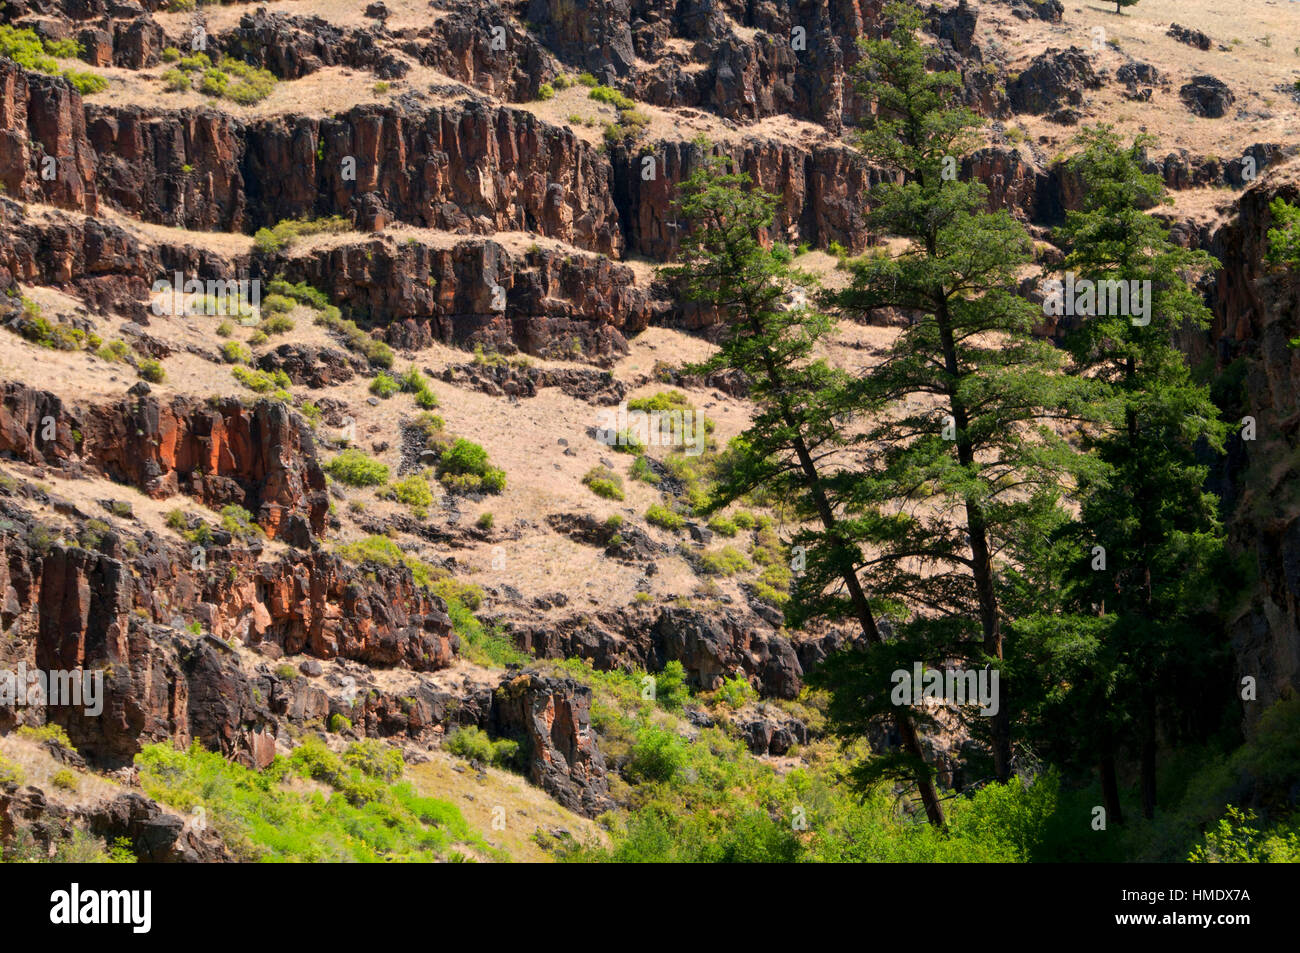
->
0, 382, 327, 541
0, 507, 459, 767
0, 62, 99, 214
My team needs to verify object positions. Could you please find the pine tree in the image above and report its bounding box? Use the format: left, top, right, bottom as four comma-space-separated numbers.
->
1039, 126, 1229, 820
824, 1, 1095, 783
661, 146, 948, 828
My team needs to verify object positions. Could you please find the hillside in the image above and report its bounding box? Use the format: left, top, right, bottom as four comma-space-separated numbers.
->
0, 0, 1297, 873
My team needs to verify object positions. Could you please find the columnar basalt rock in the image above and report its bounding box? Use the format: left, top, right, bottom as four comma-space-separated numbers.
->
280, 236, 651, 360
0, 383, 327, 540
244, 102, 623, 254
490, 673, 612, 816
0, 61, 99, 213
1201, 163, 1300, 730
613, 136, 885, 261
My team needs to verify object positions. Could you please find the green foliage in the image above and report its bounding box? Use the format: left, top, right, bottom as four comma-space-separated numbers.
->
698, 545, 751, 575
445, 726, 521, 769
389, 473, 433, 510
324, 449, 389, 487
231, 365, 291, 398
1265, 197, 1300, 269
219, 504, 264, 541
0, 27, 105, 95
707, 515, 738, 537
369, 371, 399, 398
136, 740, 494, 861
0, 756, 25, 786
137, 358, 166, 383
336, 535, 431, 584
645, 503, 684, 530
267, 279, 332, 311
582, 466, 624, 500
536, 82, 555, 100
51, 768, 78, 792
313, 305, 394, 368
625, 725, 688, 783
1189, 806, 1300, 862
16, 723, 74, 749
162, 67, 190, 92
221, 340, 250, 364
253, 215, 350, 255
197, 55, 276, 104
654, 661, 689, 711
260, 313, 294, 334
260, 293, 296, 314
436, 439, 506, 494
629, 455, 660, 484
713, 674, 756, 709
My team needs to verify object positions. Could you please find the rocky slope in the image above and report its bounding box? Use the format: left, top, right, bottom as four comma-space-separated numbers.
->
0, 0, 1297, 860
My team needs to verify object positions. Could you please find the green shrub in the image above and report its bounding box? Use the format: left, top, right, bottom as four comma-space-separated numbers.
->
589, 84, 636, 111
707, 515, 738, 537
646, 503, 684, 531
51, 769, 79, 792
63, 70, 107, 95
137, 359, 166, 383
699, 545, 751, 575
583, 466, 624, 500
95, 339, 131, 362
15, 724, 73, 749
1266, 197, 1300, 269
369, 371, 399, 398
477, 512, 494, 530
629, 455, 660, 484
325, 449, 389, 487
445, 726, 520, 769
314, 306, 393, 368
219, 504, 264, 541
162, 67, 190, 92
221, 341, 251, 364
714, 674, 756, 709
625, 725, 687, 783
253, 215, 350, 255
654, 661, 689, 711
231, 365, 291, 395
577, 71, 598, 87
261, 293, 296, 314
267, 279, 331, 310
328, 713, 352, 733
536, 82, 555, 100
0, 756, 25, 786
260, 314, 294, 335
342, 739, 403, 782
389, 473, 433, 509
437, 439, 506, 494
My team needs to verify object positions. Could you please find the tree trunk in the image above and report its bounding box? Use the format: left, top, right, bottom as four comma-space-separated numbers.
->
754, 321, 947, 829
934, 294, 1012, 781
1099, 743, 1124, 826
1140, 689, 1157, 819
